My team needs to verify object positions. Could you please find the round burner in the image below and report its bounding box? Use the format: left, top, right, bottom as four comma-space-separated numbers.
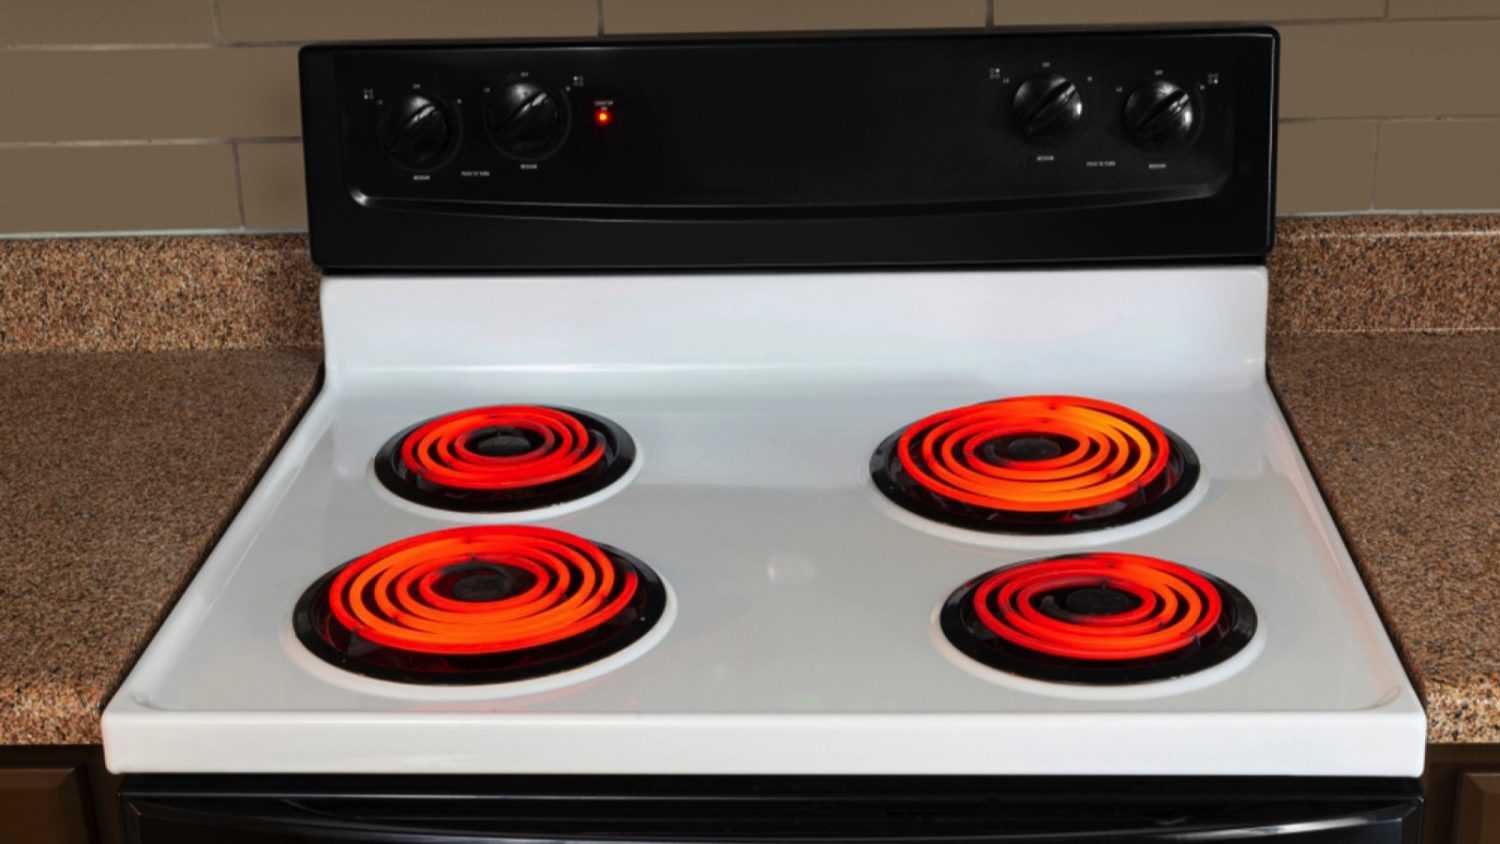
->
443, 562, 526, 602
871, 395, 1199, 534
469, 428, 540, 458
940, 553, 1255, 685
1056, 584, 1140, 618
374, 405, 635, 513
293, 525, 667, 685
999, 435, 1067, 462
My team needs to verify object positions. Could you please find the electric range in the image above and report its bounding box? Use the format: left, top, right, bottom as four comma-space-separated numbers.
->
104, 27, 1426, 844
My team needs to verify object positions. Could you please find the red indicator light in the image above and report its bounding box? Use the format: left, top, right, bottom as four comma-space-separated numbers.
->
594, 106, 613, 126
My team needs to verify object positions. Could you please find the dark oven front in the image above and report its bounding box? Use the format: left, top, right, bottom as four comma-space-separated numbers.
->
123, 775, 1420, 843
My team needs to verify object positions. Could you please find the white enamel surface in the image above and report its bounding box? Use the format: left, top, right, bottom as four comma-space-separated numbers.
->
103, 267, 1425, 776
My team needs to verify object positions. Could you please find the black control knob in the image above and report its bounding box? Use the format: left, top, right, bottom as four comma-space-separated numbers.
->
378, 93, 456, 170
484, 82, 571, 161
1011, 74, 1084, 139
1122, 80, 1197, 149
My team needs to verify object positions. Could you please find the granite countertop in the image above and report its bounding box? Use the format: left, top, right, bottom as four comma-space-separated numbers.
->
1270, 331, 1500, 744
0, 331, 1494, 746
0, 348, 320, 744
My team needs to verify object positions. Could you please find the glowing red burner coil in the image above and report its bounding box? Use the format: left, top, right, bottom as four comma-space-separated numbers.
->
328, 525, 636, 655
897, 395, 1169, 512
971, 553, 1222, 661
871, 395, 1199, 534
939, 552, 1256, 685
294, 525, 668, 685
400, 405, 605, 491
373, 405, 636, 513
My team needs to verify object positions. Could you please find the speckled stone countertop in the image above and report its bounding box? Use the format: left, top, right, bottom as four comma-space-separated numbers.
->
0, 349, 320, 744
2, 217, 1499, 747
1270, 332, 1500, 744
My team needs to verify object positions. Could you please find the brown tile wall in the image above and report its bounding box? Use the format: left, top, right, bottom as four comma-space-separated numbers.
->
1, 1, 1497, 234
602, 0, 985, 33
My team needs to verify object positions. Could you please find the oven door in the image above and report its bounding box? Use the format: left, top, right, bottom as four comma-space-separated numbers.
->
122, 775, 1420, 844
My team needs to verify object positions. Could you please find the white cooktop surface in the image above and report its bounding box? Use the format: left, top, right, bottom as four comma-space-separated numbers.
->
103, 268, 1424, 776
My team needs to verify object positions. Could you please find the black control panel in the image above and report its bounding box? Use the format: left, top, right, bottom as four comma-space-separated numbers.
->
300, 29, 1277, 270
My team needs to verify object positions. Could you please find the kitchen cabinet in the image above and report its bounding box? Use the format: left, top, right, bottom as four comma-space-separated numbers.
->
0, 767, 90, 844
1423, 745, 1500, 843
1454, 772, 1500, 843
0, 747, 120, 844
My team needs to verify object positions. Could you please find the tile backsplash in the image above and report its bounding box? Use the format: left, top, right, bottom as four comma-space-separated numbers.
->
2, 0, 1496, 235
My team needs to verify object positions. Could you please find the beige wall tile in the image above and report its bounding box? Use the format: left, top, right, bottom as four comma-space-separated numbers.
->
0, 48, 299, 143
0, 144, 240, 233
993, 0, 1380, 25
1276, 120, 1376, 213
218, 0, 596, 43
603, 0, 984, 34
1375, 120, 1500, 209
1389, 0, 1500, 19
1281, 21, 1500, 119
0, 0, 214, 45
238, 142, 307, 230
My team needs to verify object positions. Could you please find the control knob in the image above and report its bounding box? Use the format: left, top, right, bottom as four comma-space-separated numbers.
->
1122, 80, 1197, 149
485, 81, 572, 161
1011, 74, 1084, 139
378, 93, 456, 170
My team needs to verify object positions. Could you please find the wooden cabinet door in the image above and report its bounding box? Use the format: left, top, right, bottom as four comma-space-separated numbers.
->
0, 767, 92, 844
1455, 772, 1500, 844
